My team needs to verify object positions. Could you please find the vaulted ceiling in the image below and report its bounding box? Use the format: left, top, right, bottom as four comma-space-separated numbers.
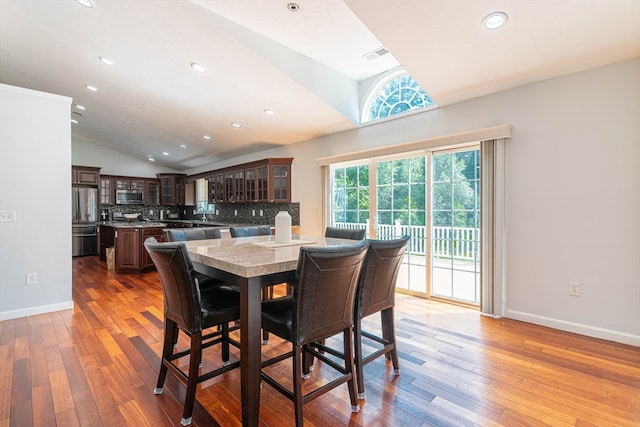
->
1, 0, 639, 170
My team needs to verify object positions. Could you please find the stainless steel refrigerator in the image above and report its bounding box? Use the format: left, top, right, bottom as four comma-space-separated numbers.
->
72, 186, 98, 256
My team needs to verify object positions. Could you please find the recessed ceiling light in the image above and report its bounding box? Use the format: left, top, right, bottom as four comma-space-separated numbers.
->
71, 118, 79, 124
99, 56, 115, 66
75, 104, 86, 110
179, 144, 188, 149
76, 0, 94, 8
264, 109, 276, 116
231, 122, 241, 128
482, 12, 508, 30
203, 135, 211, 140
85, 84, 98, 92
191, 62, 206, 73
162, 152, 169, 156
287, 3, 299, 12
148, 157, 155, 162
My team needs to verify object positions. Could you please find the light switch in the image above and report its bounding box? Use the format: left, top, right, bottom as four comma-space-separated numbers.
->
0, 210, 16, 222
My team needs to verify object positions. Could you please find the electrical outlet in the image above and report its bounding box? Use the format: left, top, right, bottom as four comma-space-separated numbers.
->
569, 281, 581, 297
252, 209, 255, 216
260, 210, 263, 216
0, 210, 16, 223
25, 272, 37, 285
234, 210, 237, 216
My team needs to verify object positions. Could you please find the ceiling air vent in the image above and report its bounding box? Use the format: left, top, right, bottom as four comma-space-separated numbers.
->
72, 111, 83, 117
363, 47, 389, 61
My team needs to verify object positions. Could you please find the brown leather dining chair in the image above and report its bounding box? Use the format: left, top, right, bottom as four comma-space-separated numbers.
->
164, 227, 225, 290
353, 235, 410, 399
260, 241, 369, 426
144, 237, 241, 426
325, 226, 366, 240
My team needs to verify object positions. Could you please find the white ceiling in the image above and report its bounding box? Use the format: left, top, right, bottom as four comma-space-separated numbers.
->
1, 0, 639, 171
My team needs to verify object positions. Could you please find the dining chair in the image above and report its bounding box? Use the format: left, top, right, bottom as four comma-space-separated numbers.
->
229, 225, 272, 237
164, 227, 225, 290
353, 235, 410, 399
260, 241, 369, 426
325, 226, 366, 240
144, 237, 241, 426
165, 226, 222, 241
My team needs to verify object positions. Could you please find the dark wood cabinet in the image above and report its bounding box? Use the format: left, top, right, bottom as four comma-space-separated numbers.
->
141, 227, 165, 269
202, 158, 292, 203
115, 178, 144, 190
100, 177, 113, 205
158, 173, 186, 206
72, 166, 100, 186
105, 225, 165, 273
145, 179, 160, 205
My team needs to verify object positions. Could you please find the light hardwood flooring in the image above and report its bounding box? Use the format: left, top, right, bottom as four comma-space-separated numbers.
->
1, 255, 638, 426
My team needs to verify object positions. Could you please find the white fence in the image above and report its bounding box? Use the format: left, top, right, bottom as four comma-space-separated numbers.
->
333, 222, 479, 261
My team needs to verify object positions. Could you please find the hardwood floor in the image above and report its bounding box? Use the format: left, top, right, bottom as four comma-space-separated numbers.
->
1, 255, 638, 426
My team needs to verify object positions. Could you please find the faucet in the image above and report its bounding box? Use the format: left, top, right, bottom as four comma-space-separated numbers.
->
201, 212, 207, 222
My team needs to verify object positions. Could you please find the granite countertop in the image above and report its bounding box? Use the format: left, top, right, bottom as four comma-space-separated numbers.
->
99, 221, 168, 228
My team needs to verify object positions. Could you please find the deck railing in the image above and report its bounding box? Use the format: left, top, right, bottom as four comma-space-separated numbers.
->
332, 222, 479, 261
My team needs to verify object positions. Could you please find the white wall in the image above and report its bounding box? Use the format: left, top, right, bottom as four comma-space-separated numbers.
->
0, 84, 74, 319
72, 138, 176, 177
185, 58, 640, 345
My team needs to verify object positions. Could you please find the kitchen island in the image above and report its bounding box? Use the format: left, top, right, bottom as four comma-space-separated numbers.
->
99, 222, 170, 274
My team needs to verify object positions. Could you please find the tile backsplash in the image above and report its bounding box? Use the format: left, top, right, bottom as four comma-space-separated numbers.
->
101, 202, 300, 226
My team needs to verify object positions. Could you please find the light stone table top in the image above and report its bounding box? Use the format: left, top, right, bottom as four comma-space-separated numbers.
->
185, 234, 356, 278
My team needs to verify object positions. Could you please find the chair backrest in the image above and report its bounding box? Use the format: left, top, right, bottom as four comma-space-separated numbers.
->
293, 241, 369, 345
164, 227, 221, 242
144, 237, 202, 333
229, 225, 272, 237
325, 226, 366, 240
356, 236, 410, 319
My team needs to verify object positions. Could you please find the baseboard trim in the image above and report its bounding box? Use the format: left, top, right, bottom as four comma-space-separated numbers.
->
505, 309, 640, 347
0, 301, 74, 321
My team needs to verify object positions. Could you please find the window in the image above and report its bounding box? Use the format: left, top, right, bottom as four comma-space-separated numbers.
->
363, 71, 437, 123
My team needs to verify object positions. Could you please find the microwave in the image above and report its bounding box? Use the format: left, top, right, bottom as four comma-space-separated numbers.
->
116, 189, 145, 205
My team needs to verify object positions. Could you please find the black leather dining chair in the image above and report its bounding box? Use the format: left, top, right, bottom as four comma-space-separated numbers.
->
164, 227, 225, 290
353, 235, 410, 399
260, 241, 369, 426
144, 237, 241, 426
325, 226, 366, 240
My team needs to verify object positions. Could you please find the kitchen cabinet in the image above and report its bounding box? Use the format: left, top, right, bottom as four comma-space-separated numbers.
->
204, 158, 292, 203
72, 166, 100, 186
158, 173, 186, 206
181, 179, 195, 206
145, 179, 160, 205
208, 173, 224, 203
103, 225, 165, 273
100, 177, 113, 205
115, 178, 144, 190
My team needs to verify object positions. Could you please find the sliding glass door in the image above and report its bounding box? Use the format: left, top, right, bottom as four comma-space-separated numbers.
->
329, 146, 480, 305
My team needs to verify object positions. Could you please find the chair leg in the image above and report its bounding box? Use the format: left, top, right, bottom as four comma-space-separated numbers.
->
343, 329, 360, 412
381, 308, 399, 374
155, 320, 177, 394
262, 287, 271, 343
181, 331, 203, 426
293, 344, 304, 427
221, 322, 230, 365
353, 318, 366, 399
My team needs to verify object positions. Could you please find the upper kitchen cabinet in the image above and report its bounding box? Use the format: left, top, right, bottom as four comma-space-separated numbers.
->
145, 179, 160, 206
245, 158, 292, 202
208, 172, 224, 203
100, 176, 113, 205
114, 177, 145, 190
157, 173, 186, 206
72, 166, 100, 186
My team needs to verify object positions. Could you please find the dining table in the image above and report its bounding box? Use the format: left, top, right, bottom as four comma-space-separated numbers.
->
185, 233, 356, 426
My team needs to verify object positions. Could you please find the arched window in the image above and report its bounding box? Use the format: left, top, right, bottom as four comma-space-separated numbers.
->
363, 71, 437, 123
